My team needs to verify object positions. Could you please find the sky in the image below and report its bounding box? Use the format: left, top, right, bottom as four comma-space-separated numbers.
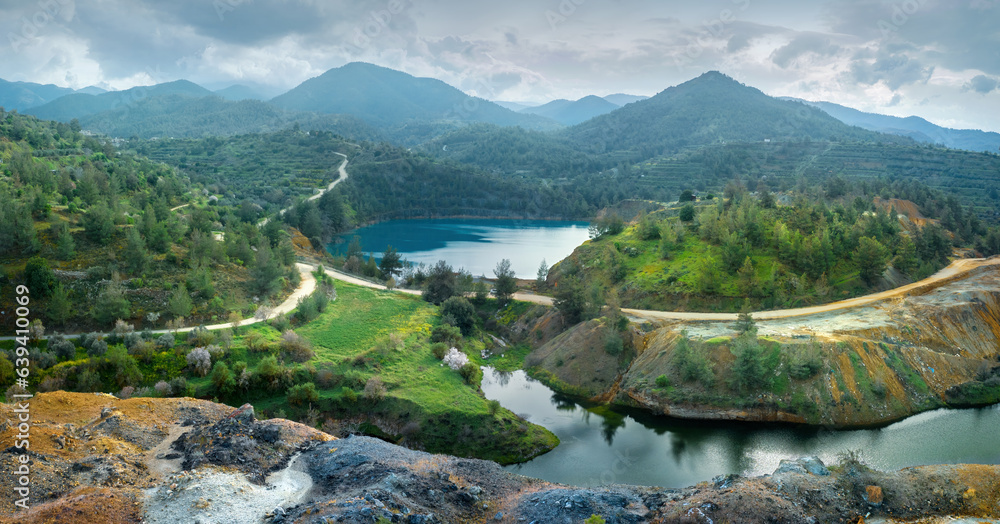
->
2, 0, 999, 132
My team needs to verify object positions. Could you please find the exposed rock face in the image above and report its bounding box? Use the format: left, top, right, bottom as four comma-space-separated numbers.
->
527, 262, 1000, 427
2, 393, 1000, 523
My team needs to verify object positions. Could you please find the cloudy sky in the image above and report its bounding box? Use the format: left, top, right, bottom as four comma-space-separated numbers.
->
3, 0, 999, 131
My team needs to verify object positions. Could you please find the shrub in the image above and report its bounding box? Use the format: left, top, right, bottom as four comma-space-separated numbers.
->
30, 348, 57, 370
256, 355, 284, 386
156, 333, 176, 349
169, 377, 189, 397
363, 376, 387, 402
431, 324, 462, 348
210, 361, 235, 394
287, 382, 319, 406
788, 343, 823, 380
487, 399, 501, 417
88, 339, 108, 357
186, 347, 212, 377
280, 330, 314, 363
48, 335, 76, 361
316, 368, 335, 388
655, 374, 670, 388
154, 381, 171, 396
243, 331, 267, 352
118, 386, 136, 400
441, 296, 476, 335
459, 362, 481, 385
342, 387, 358, 403
187, 326, 215, 347
431, 342, 449, 360
271, 313, 291, 332
604, 331, 624, 356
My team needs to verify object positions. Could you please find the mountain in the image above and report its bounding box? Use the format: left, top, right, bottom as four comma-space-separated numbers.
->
493, 100, 538, 112
787, 98, 1000, 153
603, 93, 648, 106
76, 85, 108, 95
214, 84, 266, 101
75, 93, 383, 140
0, 78, 76, 111
270, 62, 559, 130
564, 71, 898, 154
520, 95, 620, 125
26, 79, 213, 121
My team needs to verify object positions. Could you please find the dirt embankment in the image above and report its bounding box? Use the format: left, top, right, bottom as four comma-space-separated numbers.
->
3, 392, 1000, 523
524, 262, 1000, 427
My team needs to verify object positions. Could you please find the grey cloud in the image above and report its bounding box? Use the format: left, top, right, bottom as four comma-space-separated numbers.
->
770, 33, 841, 68
965, 74, 999, 93
849, 50, 933, 90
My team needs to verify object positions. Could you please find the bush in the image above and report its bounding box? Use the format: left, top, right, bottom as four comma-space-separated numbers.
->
48, 335, 76, 361
169, 377, 189, 397
441, 296, 477, 335
156, 333, 176, 349
243, 331, 267, 352
257, 355, 284, 386
210, 361, 235, 394
154, 380, 171, 396
363, 376, 387, 402
431, 324, 462, 348
88, 339, 108, 357
280, 330, 314, 363
186, 347, 212, 377
30, 348, 57, 370
788, 344, 823, 380
655, 374, 670, 388
187, 326, 215, 347
342, 387, 358, 403
459, 362, 481, 385
604, 331, 624, 356
431, 342, 449, 360
23, 257, 56, 298
287, 382, 319, 406
487, 399, 501, 417
271, 313, 291, 332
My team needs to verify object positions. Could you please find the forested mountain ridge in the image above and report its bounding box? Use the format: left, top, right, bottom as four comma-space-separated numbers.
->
0, 78, 80, 111
26, 80, 213, 121
269, 62, 560, 131
786, 98, 1000, 153
563, 71, 905, 156
520, 95, 621, 125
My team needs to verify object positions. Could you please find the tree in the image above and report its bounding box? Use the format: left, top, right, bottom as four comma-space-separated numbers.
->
441, 296, 476, 335
93, 275, 131, 325
536, 259, 549, 290
186, 347, 212, 377
378, 245, 403, 280
124, 227, 150, 275
732, 299, 756, 335
636, 212, 660, 240
168, 284, 193, 318
106, 345, 143, 388
24, 256, 56, 297
423, 260, 457, 304
554, 275, 593, 323
492, 258, 517, 305
679, 189, 695, 202
47, 283, 72, 325
856, 236, 889, 286
731, 331, 768, 393
737, 256, 760, 297
287, 382, 319, 406
83, 204, 115, 242
588, 214, 625, 239
55, 222, 76, 260
251, 241, 283, 297
210, 361, 235, 395
679, 203, 695, 222
892, 235, 919, 275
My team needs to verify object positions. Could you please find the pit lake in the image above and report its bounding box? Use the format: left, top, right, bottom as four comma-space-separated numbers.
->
481, 367, 1000, 488
327, 219, 591, 278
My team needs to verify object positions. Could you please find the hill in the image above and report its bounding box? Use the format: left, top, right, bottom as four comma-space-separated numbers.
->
26, 80, 213, 121
0, 78, 77, 111
603, 93, 649, 106
564, 71, 901, 156
213, 84, 267, 101
520, 94, 620, 125
76, 94, 383, 140
270, 62, 559, 131
789, 98, 1000, 153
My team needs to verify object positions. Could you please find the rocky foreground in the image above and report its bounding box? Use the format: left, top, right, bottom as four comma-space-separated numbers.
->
1, 392, 999, 523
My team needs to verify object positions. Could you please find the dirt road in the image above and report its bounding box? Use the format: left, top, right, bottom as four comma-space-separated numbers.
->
259, 152, 348, 228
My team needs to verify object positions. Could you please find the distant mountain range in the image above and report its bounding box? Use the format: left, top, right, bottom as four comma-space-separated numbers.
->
7, 64, 996, 157
0, 78, 103, 111
27, 80, 212, 121
782, 98, 1000, 153
520, 95, 621, 126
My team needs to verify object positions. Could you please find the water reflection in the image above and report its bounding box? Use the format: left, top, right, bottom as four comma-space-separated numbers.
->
481, 367, 1000, 488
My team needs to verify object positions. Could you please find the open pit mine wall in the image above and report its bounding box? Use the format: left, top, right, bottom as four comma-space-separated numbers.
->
573, 265, 1000, 427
